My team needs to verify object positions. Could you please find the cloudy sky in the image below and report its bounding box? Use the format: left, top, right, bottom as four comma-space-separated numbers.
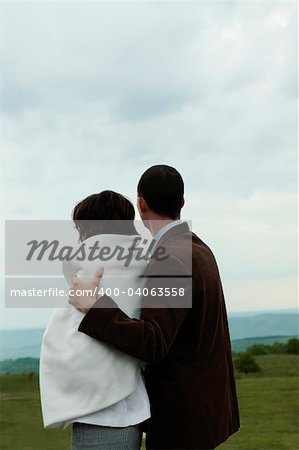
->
0, 1, 297, 329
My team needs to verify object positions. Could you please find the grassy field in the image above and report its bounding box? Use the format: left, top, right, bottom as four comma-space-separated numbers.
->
0, 355, 298, 450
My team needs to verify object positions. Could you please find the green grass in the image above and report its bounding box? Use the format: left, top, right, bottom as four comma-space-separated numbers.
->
219, 355, 299, 450
0, 373, 71, 450
255, 354, 299, 377
234, 354, 299, 379
219, 376, 299, 450
1, 356, 298, 450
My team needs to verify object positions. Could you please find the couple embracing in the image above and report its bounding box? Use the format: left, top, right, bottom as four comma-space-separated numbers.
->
39, 165, 240, 450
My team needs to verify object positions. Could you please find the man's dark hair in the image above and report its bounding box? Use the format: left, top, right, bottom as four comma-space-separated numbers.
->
137, 165, 184, 219
73, 190, 137, 241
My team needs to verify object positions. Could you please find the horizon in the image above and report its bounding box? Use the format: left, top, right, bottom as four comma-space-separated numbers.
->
0, 307, 297, 331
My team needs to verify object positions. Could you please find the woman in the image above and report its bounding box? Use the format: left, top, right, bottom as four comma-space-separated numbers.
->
39, 191, 150, 450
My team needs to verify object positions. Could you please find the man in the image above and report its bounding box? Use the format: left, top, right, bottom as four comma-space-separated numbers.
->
69, 165, 240, 450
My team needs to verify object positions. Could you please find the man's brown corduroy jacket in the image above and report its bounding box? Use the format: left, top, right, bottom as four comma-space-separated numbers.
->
78, 222, 240, 449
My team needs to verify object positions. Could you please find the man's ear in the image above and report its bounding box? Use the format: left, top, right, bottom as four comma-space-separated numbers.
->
181, 198, 185, 209
138, 196, 147, 214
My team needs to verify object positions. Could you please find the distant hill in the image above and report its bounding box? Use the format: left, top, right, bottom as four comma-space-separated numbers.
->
0, 328, 44, 360
228, 313, 298, 340
1, 335, 298, 374
0, 357, 39, 374
0, 311, 297, 363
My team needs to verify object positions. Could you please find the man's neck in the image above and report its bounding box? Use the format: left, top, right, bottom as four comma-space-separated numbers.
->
149, 219, 174, 237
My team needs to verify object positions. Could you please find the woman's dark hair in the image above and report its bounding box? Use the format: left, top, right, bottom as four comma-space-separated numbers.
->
73, 190, 138, 241
137, 165, 184, 219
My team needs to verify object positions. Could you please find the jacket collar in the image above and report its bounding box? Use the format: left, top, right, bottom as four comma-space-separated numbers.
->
152, 221, 190, 253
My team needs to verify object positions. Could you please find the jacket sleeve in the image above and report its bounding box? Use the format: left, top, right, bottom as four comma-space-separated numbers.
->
78, 256, 193, 364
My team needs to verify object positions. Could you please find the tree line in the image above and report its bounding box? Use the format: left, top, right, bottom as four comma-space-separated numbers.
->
234, 338, 299, 375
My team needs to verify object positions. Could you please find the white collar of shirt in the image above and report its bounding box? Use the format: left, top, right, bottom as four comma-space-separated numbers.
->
151, 219, 182, 254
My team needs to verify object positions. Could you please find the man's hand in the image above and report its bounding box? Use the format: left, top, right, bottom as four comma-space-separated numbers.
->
68, 268, 104, 314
